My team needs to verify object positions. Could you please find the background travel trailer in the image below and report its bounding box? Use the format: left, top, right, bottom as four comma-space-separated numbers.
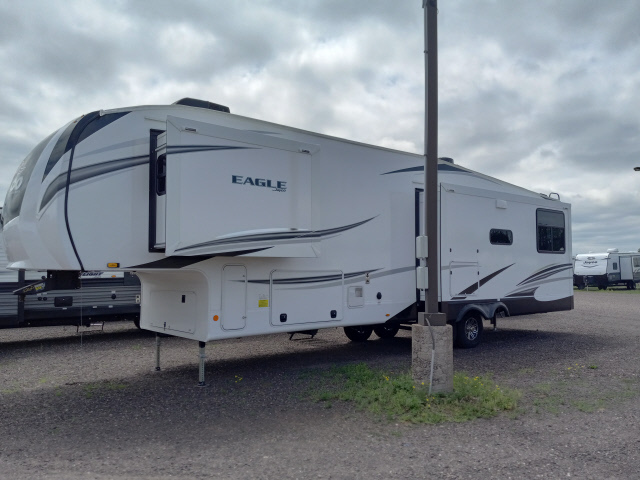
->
573, 249, 640, 290
1, 99, 573, 348
0, 210, 141, 329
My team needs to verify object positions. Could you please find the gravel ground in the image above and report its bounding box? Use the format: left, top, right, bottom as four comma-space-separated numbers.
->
1, 290, 639, 479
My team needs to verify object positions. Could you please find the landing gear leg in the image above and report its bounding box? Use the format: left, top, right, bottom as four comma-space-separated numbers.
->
198, 341, 206, 387
155, 334, 161, 371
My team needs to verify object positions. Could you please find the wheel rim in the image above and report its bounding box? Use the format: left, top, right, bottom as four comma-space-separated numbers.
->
465, 317, 479, 341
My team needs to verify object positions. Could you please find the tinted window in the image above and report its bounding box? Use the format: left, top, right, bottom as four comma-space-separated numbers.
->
537, 209, 565, 253
490, 229, 513, 245
42, 111, 129, 181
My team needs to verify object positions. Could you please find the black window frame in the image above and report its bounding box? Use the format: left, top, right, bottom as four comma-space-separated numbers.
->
490, 228, 513, 245
536, 208, 565, 254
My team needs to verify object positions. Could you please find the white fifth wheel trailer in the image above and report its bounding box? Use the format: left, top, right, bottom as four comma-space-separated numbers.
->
0, 210, 141, 329
573, 249, 640, 290
1, 98, 573, 359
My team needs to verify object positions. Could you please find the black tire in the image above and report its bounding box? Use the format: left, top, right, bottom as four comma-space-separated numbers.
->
344, 325, 373, 342
373, 323, 400, 339
133, 317, 141, 329
455, 312, 483, 349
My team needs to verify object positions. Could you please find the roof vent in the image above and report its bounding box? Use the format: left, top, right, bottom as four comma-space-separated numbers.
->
173, 98, 230, 113
607, 248, 619, 253
438, 157, 454, 164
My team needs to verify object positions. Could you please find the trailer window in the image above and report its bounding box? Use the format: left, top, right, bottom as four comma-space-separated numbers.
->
613, 262, 618, 270
536, 209, 565, 253
634, 257, 640, 268
490, 229, 513, 245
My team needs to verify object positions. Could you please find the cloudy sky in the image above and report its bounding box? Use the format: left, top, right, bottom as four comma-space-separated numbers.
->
0, 0, 639, 254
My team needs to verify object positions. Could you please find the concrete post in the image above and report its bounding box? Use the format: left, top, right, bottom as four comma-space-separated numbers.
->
412, 315, 453, 394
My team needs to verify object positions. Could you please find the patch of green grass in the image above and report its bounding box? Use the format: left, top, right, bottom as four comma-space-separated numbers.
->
83, 381, 128, 398
1, 386, 21, 395
315, 363, 520, 424
531, 382, 566, 414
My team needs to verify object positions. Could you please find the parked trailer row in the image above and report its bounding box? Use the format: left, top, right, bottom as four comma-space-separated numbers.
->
573, 250, 640, 290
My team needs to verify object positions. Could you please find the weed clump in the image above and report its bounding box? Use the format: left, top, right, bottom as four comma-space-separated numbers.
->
317, 363, 520, 423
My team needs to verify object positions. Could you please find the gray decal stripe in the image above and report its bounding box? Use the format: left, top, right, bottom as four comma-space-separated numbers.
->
381, 166, 423, 175
381, 164, 468, 175
505, 287, 538, 298
506, 275, 572, 297
521, 267, 573, 284
40, 155, 148, 211
517, 264, 573, 286
247, 269, 378, 286
175, 217, 377, 253
74, 137, 149, 159
271, 266, 416, 291
166, 146, 255, 155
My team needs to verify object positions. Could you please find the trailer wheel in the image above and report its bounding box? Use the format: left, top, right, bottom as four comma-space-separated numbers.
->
627, 281, 636, 290
344, 326, 373, 342
373, 323, 400, 339
455, 312, 483, 349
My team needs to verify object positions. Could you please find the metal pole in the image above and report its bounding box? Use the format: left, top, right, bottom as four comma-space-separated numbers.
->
198, 341, 206, 387
422, 0, 439, 319
155, 334, 161, 371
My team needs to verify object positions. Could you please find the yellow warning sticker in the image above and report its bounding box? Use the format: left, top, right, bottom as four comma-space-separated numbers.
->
258, 299, 269, 308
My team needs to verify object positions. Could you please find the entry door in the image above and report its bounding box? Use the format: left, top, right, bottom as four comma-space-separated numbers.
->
439, 186, 480, 298
221, 265, 247, 330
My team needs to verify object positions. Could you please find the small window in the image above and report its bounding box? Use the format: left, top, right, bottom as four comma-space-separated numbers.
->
634, 257, 640, 268
537, 209, 565, 253
156, 154, 167, 195
613, 262, 618, 270
490, 229, 513, 245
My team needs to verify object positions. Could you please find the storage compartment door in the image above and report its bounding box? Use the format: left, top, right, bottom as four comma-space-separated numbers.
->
163, 116, 316, 257
270, 270, 343, 326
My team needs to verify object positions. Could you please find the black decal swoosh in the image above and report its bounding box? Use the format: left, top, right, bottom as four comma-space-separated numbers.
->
456, 264, 514, 296
129, 248, 271, 269
166, 145, 256, 155
174, 217, 377, 253
517, 263, 573, 286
